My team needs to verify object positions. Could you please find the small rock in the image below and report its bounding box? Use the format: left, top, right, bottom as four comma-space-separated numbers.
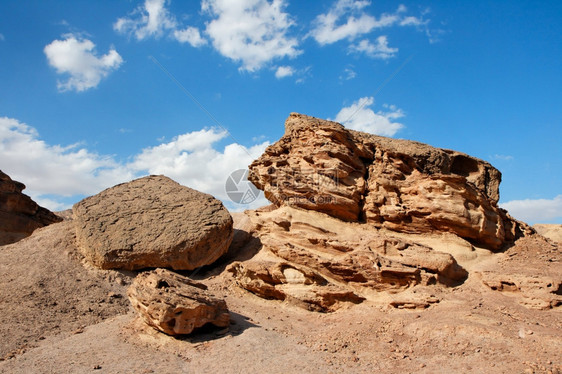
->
128, 269, 230, 336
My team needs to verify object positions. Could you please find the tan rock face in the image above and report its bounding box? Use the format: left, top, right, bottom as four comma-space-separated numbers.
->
533, 224, 562, 244
73, 175, 233, 270
128, 269, 230, 335
249, 113, 529, 250
228, 206, 468, 312
0, 170, 62, 245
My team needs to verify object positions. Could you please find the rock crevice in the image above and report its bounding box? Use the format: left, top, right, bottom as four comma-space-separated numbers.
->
249, 113, 529, 250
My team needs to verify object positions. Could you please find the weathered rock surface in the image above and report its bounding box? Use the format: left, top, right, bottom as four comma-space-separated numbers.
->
533, 224, 562, 244
249, 113, 530, 250
477, 271, 561, 310
73, 175, 233, 270
228, 206, 468, 312
128, 269, 230, 336
0, 170, 62, 245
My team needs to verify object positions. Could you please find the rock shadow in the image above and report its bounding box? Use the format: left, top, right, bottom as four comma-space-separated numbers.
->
188, 229, 263, 279
174, 311, 259, 343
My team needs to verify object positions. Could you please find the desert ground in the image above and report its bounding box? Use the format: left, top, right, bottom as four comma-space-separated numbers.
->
0, 213, 560, 374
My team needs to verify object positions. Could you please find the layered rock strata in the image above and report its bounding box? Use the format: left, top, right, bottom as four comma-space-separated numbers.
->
0, 170, 62, 245
249, 113, 530, 250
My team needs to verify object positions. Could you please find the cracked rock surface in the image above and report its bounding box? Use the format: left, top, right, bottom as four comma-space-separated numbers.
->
128, 269, 230, 335
249, 113, 531, 250
73, 175, 233, 270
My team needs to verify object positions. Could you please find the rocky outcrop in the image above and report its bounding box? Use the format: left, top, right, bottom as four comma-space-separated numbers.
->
533, 224, 562, 244
477, 271, 561, 310
249, 113, 529, 250
128, 269, 230, 335
228, 206, 468, 312
73, 175, 233, 270
0, 170, 62, 245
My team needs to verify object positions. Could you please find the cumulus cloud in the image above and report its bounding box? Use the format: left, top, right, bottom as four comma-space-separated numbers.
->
173, 26, 207, 47
0, 117, 270, 212
333, 97, 404, 136
114, 0, 177, 40
500, 195, 562, 224
349, 35, 397, 59
202, 0, 301, 71
310, 1, 428, 46
129, 128, 270, 209
0, 117, 133, 198
274, 66, 295, 79
44, 35, 123, 92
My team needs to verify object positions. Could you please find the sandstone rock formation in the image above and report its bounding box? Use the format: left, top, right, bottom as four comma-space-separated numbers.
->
228, 206, 468, 312
0, 170, 62, 245
249, 113, 530, 250
73, 175, 233, 270
533, 224, 562, 244
128, 269, 230, 335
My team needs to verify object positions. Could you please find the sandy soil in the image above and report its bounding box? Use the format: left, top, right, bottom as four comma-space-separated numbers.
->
0, 219, 560, 374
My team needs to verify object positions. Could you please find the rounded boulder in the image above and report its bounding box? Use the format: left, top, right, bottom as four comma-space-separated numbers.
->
73, 175, 233, 270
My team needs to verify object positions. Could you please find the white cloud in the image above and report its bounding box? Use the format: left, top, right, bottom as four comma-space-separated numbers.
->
115, 0, 207, 46
275, 65, 294, 79
114, 0, 177, 40
202, 0, 301, 71
500, 195, 562, 224
44, 35, 123, 92
0, 117, 133, 199
310, 1, 430, 46
0, 33, 5, 41
0, 117, 270, 212
129, 128, 270, 209
349, 35, 397, 59
333, 97, 404, 136
310, 1, 398, 45
173, 26, 207, 46
400, 16, 426, 26
340, 66, 356, 80
492, 154, 514, 161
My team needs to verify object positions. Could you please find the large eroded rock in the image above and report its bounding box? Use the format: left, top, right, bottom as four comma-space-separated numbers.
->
228, 206, 468, 312
249, 113, 529, 250
128, 269, 230, 335
73, 175, 233, 270
0, 170, 62, 245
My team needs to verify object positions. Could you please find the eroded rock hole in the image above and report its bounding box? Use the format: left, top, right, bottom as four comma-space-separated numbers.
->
156, 280, 170, 289
451, 155, 479, 177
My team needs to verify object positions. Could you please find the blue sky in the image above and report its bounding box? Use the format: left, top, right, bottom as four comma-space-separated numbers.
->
0, 0, 560, 224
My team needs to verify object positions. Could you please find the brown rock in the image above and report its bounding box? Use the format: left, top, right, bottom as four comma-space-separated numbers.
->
73, 175, 233, 270
228, 206, 467, 312
128, 269, 230, 335
249, 113, 529, 250
228, 261, 365, 312
0, 170, 62, 245
533, 224, 562, 244
477, 271, 561, 310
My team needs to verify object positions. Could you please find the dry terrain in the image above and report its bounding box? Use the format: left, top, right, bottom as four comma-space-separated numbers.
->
0, 214, 560, 374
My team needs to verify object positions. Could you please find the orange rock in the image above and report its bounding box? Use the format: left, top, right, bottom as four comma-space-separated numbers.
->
128, 269, 230, 335
249, 113, 530, 250
0, 170, 62, 245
